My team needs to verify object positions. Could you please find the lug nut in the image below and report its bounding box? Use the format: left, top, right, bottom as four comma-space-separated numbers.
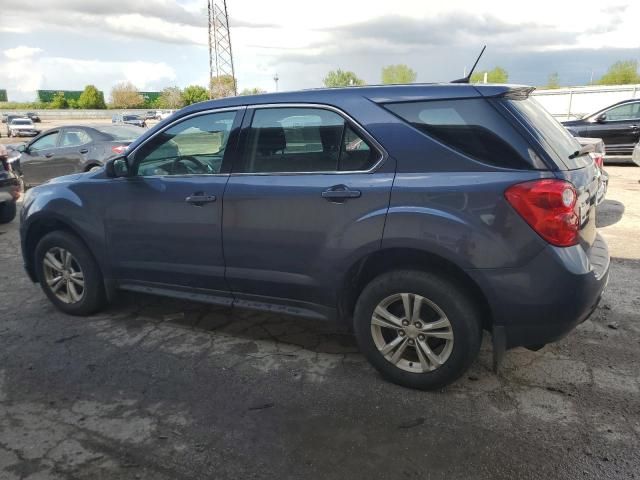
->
414, 322, 422, 328
398, 330, 405, 337
408, 339, 415, 345
418, 334, 425, 341
402, 320, 409, 326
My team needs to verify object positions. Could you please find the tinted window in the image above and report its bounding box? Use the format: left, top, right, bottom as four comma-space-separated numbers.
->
507, 97, 584, 169
134, 111, 236, 176
241, 107, 378, 173
30, 132, 58, 151
603, 102, 640, 121
385, 99, 543, 169
61, 129, 92, 147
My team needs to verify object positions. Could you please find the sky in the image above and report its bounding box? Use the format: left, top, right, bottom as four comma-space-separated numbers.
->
0, 0, 639, 102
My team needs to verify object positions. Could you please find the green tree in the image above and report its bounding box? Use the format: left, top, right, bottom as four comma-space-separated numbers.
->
110, 82, 143, 108
239, 87, 267, 96
381, 64, 417, 84
50, 92, 68, 109
470, 66, 509, 84
597, 60, 640, 85
210, 75, 237, 99
158, 86, 185, 109
78, 84, 106, 109
545, 72, 561, 89
323, 69, 365, 87
182, 85, 209, 105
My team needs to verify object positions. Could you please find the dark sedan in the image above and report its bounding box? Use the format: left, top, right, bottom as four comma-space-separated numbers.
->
14, 124, 144, 187
562, 99, 640, 157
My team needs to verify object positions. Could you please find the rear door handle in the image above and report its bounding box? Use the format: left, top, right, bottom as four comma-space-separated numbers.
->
321, 185, 361, 201
79, 148, 88, 154
185, 193, 217, 206
45, 153, 53, 158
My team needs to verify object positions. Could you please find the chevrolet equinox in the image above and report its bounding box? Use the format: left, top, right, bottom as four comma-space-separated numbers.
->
20, 84, 610, 390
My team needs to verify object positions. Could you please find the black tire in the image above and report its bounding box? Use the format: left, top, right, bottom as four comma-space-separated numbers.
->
353, 270, 482, 390
34, 231, 106, 315
0, 201, 17, 224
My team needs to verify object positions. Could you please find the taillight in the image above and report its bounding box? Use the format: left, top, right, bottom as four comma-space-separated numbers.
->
593, 154, 604, 169
505, 179, 579, 247
111, 145, 127, 154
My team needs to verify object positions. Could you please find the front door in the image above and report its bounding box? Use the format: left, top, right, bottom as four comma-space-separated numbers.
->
19, 130, 60, 186
223, 106, 394, 315
104, 108, 243, 299
589, 101, 640, 155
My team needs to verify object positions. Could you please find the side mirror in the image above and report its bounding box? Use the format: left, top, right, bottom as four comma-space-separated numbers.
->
17, 144, 26, 153
596, 113, 607, 123
105, 156, 130, 178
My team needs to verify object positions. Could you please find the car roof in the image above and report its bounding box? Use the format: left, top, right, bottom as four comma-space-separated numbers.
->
178, 83, 530, 114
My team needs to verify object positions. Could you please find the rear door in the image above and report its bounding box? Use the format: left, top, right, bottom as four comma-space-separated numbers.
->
19, 130, 60, 186
588, 101, 640, 155
222, 105, 394, 317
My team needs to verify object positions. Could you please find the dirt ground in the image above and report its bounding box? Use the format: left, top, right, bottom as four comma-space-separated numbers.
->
0, 165, 639, 479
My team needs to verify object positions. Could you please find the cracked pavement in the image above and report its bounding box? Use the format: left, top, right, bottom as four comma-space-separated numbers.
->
1, 166, 639, 479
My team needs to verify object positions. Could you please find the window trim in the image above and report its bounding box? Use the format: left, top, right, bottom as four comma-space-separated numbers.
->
232, 103, 387, 176
59, 127, 92, 148
29, 130, 60, 152
127, 106, 244, 178
595, 101, 640, 123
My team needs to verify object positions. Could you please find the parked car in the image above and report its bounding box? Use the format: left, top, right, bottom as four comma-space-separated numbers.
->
5, 115, 24, 135
0, 145, 20, 224
157, 110, 174, 120
8, 118, 39, 138
576, 137, 608, 205
633, 142, 640, 167
26, 112, 41, 123
19, 85, 609, 390
112, 114, 146, 128
13, 124, 144, 187
563, 99, 640, 158
144, 111, 157, 120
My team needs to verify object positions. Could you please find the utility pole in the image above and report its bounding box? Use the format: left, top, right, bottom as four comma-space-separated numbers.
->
207, 0, 236, 99
273, 73, 279, 92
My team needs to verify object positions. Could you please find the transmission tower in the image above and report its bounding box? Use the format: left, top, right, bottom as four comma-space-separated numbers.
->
207, 0, 237, 98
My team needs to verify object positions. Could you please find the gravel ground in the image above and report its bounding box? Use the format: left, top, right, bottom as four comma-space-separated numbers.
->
0, 166, 639, 479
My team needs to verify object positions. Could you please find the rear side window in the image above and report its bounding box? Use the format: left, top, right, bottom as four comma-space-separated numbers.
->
240, 107, 380, 173
385, 99, 545, 170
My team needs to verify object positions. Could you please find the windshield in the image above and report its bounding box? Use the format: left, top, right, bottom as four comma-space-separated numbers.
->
506, 97, 588, 169
123, 115, 139, 121
95, 125, 144, 141
12, 119, 32, 126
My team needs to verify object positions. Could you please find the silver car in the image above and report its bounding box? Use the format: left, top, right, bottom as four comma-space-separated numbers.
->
633, 142, 640, 167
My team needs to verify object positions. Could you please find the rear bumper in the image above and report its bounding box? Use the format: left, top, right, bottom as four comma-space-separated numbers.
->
467, 233, 610, 349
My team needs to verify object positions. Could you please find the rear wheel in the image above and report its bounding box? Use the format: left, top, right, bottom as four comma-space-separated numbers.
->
0, 201, 16, 224
353, 270, 482, 390
34, 231, 106, 315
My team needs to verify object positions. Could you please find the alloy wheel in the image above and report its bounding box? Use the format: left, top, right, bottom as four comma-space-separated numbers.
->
42, 247, 85, 304
371, 293, 454, 373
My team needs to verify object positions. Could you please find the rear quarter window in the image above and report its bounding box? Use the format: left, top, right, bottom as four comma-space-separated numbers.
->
384, 99, 546, 170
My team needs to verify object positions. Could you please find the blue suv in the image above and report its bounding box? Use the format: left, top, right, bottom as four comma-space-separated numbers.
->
20, 84, 609, 389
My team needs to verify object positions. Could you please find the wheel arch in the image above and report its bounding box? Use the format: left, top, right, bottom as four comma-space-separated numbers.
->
338, 247, 493, 331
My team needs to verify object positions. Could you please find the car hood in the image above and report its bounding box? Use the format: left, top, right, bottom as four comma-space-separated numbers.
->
43, 172, 89, 185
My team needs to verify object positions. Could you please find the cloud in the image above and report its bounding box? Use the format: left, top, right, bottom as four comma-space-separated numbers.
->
4, 46, 44, 60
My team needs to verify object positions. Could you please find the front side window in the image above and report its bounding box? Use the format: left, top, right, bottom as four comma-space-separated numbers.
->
61, 129, 92, 147
602, 102, 640, 121
30, 132, 59, 151
134, 110, 236, 176
385, 99, 543, 170
240, 107, 379, 173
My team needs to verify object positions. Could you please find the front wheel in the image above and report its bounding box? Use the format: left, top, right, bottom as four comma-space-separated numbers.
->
34, 231, 106, 315
353, 270, 482, 390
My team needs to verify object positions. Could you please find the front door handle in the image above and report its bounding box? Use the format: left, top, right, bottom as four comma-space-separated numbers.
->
45, 153, 53, 158
321, 185, 361, 201
185, 193, 217, 206
79, 148, 88, 154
